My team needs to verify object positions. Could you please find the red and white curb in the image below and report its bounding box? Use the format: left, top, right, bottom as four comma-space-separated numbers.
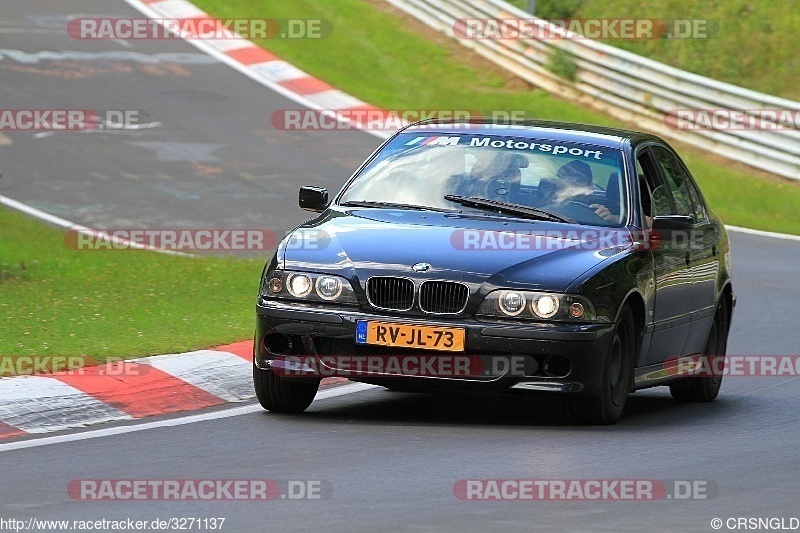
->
0, 341, 345, 440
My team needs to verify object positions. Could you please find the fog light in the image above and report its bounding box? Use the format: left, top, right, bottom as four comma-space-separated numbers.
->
570, 302, 585, 318
499, 291, 526, 316
287, 274, 312, 297
532, 294, 559, 318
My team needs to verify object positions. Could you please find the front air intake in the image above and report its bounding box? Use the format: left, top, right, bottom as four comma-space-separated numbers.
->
419, 281, 469, 314
366, 277, 415, 311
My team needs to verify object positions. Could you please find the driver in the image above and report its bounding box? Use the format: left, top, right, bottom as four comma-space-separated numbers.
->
556, 160, 618, 223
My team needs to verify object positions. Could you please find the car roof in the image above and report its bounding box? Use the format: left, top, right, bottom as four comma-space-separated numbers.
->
402, 119, 664, 150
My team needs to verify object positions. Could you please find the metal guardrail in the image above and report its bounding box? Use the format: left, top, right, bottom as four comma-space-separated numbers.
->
385, 0, 800, 180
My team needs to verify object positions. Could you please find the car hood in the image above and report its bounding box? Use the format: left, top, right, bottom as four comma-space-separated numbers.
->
281, 208, 631, 292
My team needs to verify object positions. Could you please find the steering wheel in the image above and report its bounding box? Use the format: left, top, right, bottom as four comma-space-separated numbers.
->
537, 200, 607, 225
565, 201, 608, 224
565, 200, 596, 211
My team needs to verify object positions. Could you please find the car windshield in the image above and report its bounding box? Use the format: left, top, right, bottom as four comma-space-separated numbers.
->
338, 131, 627, 226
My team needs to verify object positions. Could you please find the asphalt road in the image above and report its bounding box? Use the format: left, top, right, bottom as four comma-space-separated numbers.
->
1, 1, 799, 532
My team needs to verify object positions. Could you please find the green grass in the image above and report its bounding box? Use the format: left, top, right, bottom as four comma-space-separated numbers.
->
194, 0, 800, 234
0, 207, 261, 359
506, 0, 800, 100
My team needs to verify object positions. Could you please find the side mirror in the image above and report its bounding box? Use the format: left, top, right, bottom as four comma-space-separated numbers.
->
651, 215, 693, 231
298, 186, 329, 212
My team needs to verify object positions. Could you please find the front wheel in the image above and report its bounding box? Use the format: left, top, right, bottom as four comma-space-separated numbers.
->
670, 298, 729, 402
254, 364, 319, 413
568, 306, 636, 425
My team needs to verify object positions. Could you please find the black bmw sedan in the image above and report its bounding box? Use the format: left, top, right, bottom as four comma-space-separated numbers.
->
253, 119, 734, 424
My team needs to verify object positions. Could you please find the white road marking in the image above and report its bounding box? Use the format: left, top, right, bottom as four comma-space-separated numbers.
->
251, 60, 308, 83
0, 195, 192, 256
305, 90, 365, 110
0, 382, 377, 452
726, 224, 800, 243
146, 0, 205, 19
0, 49, 216, 64
204, 37, 251, 53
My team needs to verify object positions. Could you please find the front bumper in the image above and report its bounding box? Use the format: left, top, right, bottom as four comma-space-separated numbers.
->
255, 299, 615, 396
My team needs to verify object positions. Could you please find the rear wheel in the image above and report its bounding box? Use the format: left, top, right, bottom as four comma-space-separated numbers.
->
670, 298, 729, 402
568, 307, 636, 425
254, 364, 319, 413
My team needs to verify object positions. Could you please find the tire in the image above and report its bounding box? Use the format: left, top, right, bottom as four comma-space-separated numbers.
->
253, 364, 319, 413
568, 306, 636, 425
670, 298, 729, 402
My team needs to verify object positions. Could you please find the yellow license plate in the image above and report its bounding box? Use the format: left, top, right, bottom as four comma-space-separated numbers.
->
357, 321, 465, 352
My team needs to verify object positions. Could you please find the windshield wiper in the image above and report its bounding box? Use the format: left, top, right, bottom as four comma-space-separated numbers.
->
340, 200, 455, 213
444, 195, 573, 223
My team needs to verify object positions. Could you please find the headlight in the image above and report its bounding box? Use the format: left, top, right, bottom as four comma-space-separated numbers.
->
261, 269, 357, 305
477, 290, 596, 322
315, 275, 343, 300
287, 274, 312, 298
498, 291, 526, 316
532, 294, 559, 318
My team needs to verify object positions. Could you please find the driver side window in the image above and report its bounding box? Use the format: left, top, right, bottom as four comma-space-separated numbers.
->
651, 146, 706, 223
636, 149, 672, 226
